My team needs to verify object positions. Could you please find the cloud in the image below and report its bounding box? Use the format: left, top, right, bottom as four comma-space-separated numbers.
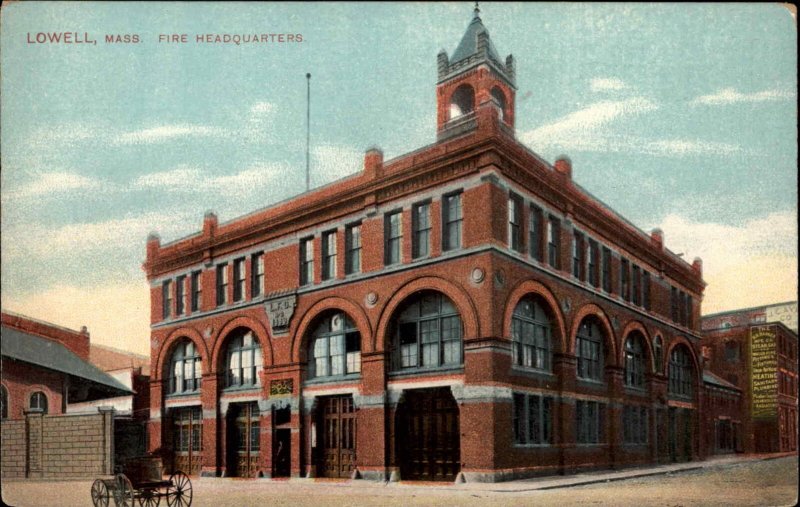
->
590, 77, 629, 93
114, 124, 228, 145
2, 281, 152, 355
691, 87, 795, 106
521, 98, 743, 157
310, 144, 363, 187
656, 210, 797, 314
4, 171, 105, 199
133, 162, 290, 198
250, 102, 275, 115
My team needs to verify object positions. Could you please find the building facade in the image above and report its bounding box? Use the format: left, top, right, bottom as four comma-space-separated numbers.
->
145, 10, 706, 482
701, 317, 798, 454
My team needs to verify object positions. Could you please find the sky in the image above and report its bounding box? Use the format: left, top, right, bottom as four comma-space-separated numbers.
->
1, 2, 796, 355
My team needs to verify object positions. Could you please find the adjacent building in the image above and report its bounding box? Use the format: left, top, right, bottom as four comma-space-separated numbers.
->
702, 309, 798, 454
145, 8, 706, 482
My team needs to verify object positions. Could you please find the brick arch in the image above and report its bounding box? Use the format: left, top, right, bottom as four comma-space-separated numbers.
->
291, 296, 373, 363
665, 335, 702, 388
502, 279, 567, 353
23, 384, 55, 412
569, 304, 617, 367
619, 321, 655, 373
211, 315, 274, 374
373, 276, 479, 353
154, 327, 210, 382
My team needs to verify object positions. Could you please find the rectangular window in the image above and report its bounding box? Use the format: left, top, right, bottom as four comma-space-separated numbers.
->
547, 216, 560, 269
679, 290, 687, 326
572, 231, 584, 279
175, 275, 186, 316
602, 247, 612, 292
442, 192, 462, 251
576, 400, 605, 444
512, 393, 552, 445
216, 263, 228, 306
162, 280, 173, 319
686, 294, 693, 329
385, 210, 402, 265
300, 237, 314, 286
345, 222, 362, 275
622, 405, 649, 444
233, 257, 246, 302
620, 258, 630, 301
251, 252, 264, 298
587, 240, 598, 287
190, 271, 202, 312
321, 230, 337, 281
529, 205, 543, 262
412, 201, 431, 259
671, 286, 679, 322
642, 271, 651, 310
508, 194, 522, 252
632, 265, 641, 306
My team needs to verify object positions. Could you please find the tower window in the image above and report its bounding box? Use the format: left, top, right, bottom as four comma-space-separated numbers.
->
491, 86, 507, 121
449, 84, 475, 120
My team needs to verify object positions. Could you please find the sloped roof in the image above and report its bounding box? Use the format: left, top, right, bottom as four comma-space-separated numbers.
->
703, 369, 740, 391
90, 344, 150, 375
1, 325, 133, 397
451, 14, 502, 64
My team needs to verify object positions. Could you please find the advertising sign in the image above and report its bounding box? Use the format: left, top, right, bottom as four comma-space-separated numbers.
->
750, 326, 778, 419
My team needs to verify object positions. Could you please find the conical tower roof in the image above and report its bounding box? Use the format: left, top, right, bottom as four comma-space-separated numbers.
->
450, 11, 502, 65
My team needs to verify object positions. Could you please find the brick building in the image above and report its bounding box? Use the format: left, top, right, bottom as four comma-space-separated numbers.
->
1, 312, 133, 478
701, 313, 798, 454
145, 9, 706, 482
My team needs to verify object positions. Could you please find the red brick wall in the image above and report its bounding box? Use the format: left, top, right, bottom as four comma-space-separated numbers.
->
1, 359, 65, 419
2, 312, 90, 361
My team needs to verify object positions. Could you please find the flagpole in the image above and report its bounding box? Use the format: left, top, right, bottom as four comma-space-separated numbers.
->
306, 72, 311, 192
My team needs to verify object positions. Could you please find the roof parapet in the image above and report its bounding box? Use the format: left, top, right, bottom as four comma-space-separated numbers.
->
554, 155, 572, 181
364, 147, 384, 179
650, 228, 664, 250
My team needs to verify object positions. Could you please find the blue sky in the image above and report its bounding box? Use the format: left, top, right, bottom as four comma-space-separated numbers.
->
1, 2, 796, 354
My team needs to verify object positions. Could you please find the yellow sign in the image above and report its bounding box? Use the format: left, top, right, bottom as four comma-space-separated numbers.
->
750, 326, 777, 419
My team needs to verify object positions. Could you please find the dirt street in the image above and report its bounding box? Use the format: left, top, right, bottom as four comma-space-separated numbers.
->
2, 455, 797, 507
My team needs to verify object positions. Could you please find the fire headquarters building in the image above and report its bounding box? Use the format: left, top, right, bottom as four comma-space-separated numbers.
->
145, 9, 707, 482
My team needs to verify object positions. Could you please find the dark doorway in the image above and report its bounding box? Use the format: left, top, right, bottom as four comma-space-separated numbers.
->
171, 406, 202, 475
226, 402, 260, 478
317, 395, 356, 478
397, 387, 460, 481
273, 428, 291, 477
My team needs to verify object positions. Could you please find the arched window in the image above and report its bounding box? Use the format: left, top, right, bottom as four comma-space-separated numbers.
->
669, 346, 693, 397
308, 312, 361, 379
511, 297, 552, 371
224, 329, 262, 389
392, 291, 462, 370
491, 86, 507, 121
576, 318, 604, 381
624, 333, 646, 388
654, 336, 663, 373
1, 385, 8, 419
169, 340, 203, 395
29, 391, 48, 414
449, 84, 475, 120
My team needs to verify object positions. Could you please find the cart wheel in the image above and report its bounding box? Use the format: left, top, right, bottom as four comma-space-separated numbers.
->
138, 489, 160, 507
114, 474, 135, 507
166, 471, 192, 507
91, 479, 110, 507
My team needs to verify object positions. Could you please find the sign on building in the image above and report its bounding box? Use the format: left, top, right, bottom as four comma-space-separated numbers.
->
750, 325, 778, 419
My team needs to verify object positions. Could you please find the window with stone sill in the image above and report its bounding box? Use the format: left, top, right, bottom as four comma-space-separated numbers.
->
511, 297, 553, 372
224, 329, 262, 389
391, 291, 462, 371
308, 312, 361, 379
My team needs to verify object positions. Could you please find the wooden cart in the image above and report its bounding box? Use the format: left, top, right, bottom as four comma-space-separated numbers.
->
90, 456, 192, 507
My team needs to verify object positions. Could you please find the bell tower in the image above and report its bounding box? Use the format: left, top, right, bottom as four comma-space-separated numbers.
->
436, 4, 516, 139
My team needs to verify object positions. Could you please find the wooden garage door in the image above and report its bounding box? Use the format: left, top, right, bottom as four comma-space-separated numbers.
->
399, 388, 460, 481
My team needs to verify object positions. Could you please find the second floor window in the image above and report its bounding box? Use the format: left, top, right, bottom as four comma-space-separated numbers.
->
300, 237, 314, 286
385, 211, 402, 265
511, 297, 552, 371
529, 205, 543, 262
601, 247, 612, 293
577, 319, 604, 381
508, 194, 522, 252
572, 232, 583, 279
216, 263, 228, 306
322, 230, 337, 281
225, 330, 262, 389
412, 202, 431, 259
176, 275, 186, 316
668, 346, 693, 398
547, 216, 560, 269
251, 252, 264, 298
169, 340, 202, 395
442, 192, 462, 251
345, 223, 362, 275
190, 271, 202, 312
624, 335, 645, 388
308, 313, 361, 379
392, 292, 462, 370
588, 240, 598, 287
162, 280, 173, 319
233, 257, 246, 302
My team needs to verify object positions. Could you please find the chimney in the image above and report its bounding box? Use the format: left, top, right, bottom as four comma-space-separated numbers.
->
650, 228, 664, 250
554, 156, 572, 180
203, 211, 218, 237
364, 147, 384, 179
146, 232, 161, 261
692, 257, 703, 276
